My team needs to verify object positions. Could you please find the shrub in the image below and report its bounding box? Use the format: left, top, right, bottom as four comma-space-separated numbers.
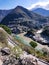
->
43, 52, 47, 56
42, 48, 48, 56
29, 41, 37, 48
0, 24, 12, 34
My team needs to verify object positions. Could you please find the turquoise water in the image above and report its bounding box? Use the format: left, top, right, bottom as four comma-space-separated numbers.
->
35, 47, 42, 51
15, 35, 43, 57
16, 35, 41, 51
16, 35, 31, 46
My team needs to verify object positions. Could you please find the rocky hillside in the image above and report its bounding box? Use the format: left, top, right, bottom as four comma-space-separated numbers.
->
42, 26, 49, 36
0, 10, 12, 22
0, 6, 49, 33
0, 27, 49, 65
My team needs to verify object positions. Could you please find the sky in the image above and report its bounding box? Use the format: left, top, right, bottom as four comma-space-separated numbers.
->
0, 0, 49, 10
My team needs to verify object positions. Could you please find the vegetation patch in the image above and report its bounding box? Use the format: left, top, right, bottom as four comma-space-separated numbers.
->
12, 46, 22, 58
29, 41, 37, 48
0, 24, 12, 34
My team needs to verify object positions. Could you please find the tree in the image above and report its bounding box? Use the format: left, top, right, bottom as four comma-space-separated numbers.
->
0, 24, 12, 34
29, 41, 37, 48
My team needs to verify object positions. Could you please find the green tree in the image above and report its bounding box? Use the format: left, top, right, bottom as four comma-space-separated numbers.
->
30, 41, 37, 48
0, 24, 12, 34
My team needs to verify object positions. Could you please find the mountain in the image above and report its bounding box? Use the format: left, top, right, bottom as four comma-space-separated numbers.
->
1, 6, 41, 24
0, 9, 12, 22
32, 8, 49, 17
1, 6, 49, 33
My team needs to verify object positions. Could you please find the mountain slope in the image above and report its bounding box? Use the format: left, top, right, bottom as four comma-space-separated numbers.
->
1, 6, 48, 32
32, 8, 49, 17
0, 9, 12, 22
1, 6, 37, 25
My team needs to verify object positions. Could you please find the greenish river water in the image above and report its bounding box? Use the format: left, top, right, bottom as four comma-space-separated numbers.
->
16, 35, 31, 46
16, 35, 42, 51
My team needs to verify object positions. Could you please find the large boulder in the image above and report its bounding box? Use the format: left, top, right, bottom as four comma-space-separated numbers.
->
1, 47, 10, 55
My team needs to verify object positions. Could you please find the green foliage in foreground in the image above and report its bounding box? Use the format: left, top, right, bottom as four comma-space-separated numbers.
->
29, 41, 37, 48
12, 46, 22, 58
0, 24, 12, 34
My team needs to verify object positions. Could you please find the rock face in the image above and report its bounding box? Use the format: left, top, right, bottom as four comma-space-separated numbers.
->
2, 55, 35, 65
1, 47, 10, 55
0, 49, 36, 65
3, 55, 19, 65
1, 54, 35, 65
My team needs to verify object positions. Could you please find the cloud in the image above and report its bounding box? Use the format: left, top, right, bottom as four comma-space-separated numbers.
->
28, 1, 49, 10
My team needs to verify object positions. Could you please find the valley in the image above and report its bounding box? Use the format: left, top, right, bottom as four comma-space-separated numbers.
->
0, 5, 49, 65
0, 27, 49, 65
15, 30, 49, 51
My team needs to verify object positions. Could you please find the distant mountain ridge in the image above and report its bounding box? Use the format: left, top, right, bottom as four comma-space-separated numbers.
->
32, 8, 49, 17
1, 6, 47, 24
0, 9, 12, 22
0, 6, 49, 33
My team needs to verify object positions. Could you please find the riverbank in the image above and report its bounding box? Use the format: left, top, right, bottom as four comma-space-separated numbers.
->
16, 32, 49, 51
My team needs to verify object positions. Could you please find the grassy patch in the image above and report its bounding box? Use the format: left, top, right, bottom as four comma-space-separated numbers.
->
12, 46, 22, 58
